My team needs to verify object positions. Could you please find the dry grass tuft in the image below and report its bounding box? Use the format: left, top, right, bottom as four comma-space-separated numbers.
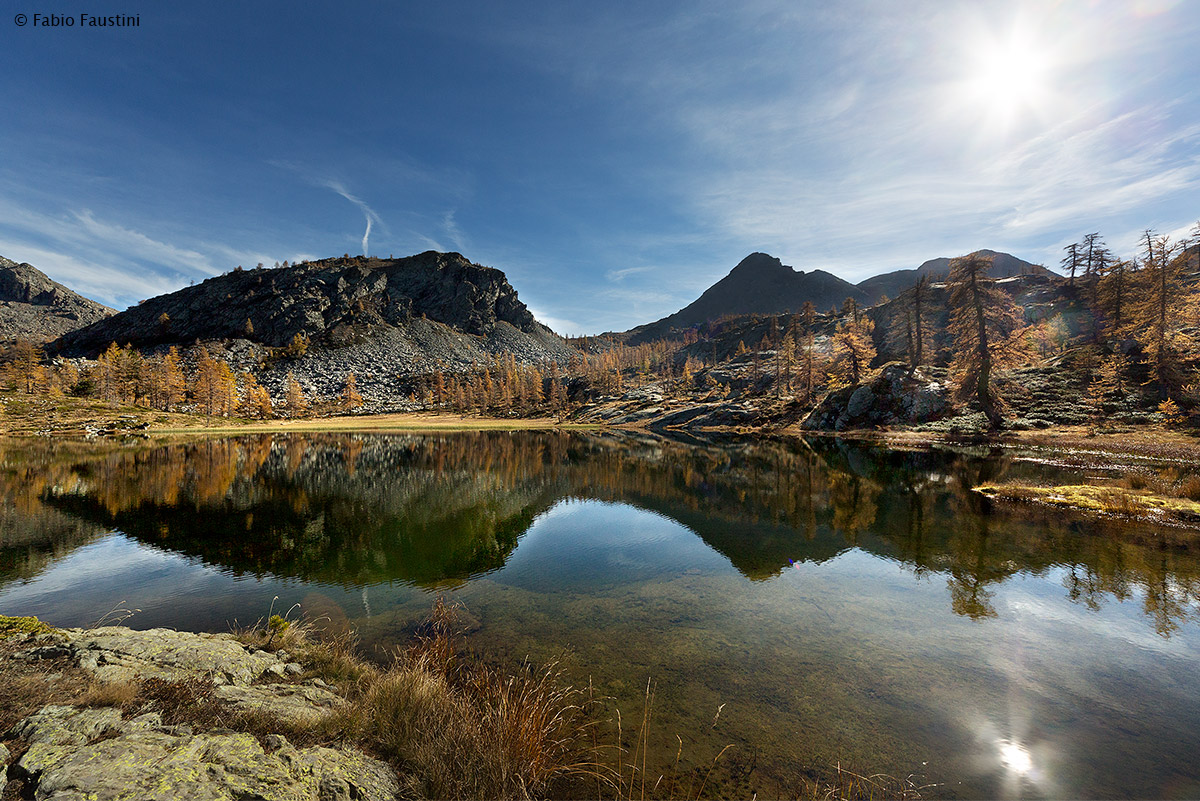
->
75, 680, 138, 709
333, 597, 604, 800
975, 481, 1200, 528
799, 764, 932, 800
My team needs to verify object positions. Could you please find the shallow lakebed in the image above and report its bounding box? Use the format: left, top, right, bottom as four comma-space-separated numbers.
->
2, 431, 1199, 798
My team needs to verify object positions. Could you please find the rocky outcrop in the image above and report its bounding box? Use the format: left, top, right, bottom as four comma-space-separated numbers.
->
47, 251, 579, 412
12, 626, 343, 724
802, 363, 951, 431
3, 625, 401, 800
8, 705, 400, 801
0, 256, 114, 343
52, 251, 557, 354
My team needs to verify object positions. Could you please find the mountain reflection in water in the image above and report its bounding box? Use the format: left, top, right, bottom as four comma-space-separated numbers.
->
3, 431, 1200, 798
3, 432, 1197, 634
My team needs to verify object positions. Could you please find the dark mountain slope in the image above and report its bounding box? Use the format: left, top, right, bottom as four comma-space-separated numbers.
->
0, 256, 114, 343
52, 251, 560, 356
627, 253, 867, 344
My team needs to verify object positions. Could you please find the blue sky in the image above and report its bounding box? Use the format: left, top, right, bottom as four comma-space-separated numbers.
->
3, 1, 1198, 334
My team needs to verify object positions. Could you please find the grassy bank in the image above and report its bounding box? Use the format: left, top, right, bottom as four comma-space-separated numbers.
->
0, 390, 594, 437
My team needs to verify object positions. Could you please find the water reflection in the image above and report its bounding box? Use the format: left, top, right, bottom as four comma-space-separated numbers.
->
2, 432, 1200, 634
4, 432, 1200, 797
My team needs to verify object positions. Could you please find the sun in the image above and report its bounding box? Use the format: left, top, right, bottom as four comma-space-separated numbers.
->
960, 30, 1053, 127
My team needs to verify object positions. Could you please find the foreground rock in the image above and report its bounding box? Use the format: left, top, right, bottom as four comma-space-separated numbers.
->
13, 626, 344, 724
10, 705, 399, 801
4, 624, 400, 800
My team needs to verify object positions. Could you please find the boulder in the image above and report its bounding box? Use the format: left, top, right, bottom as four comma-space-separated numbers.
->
803, 363, 951, 431
71, 627, 286, 687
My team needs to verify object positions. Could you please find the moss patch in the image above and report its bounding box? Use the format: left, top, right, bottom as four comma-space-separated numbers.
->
0, 615, 55, 637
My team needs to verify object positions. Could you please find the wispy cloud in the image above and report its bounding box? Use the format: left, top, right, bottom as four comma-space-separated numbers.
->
441, 210, 468, 253
0, 239, 180, 308
604, 265, 656, 282
322, 180, 383, 257
524, 305, 583, 337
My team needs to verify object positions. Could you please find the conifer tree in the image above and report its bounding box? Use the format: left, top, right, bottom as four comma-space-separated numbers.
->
1088, 351, 1130, 414
284, 372, 309, 418
1097, 258, 1133, 337
54, 359, 79, 396
193, 349, 238, 416
238, 372, 274, 418
156, 347, 186, 411
1128, 234, 1192, 398
341, 372, 363, 411
946, 254, 1026, 430
1061, 241, 1080, 286
3, 339, 44, 394
95, 342, 123, 401
828, 315, 875, 388
797, 302, 821, 404
887, 275, 931, 372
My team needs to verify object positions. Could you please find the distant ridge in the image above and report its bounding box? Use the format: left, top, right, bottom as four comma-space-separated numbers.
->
857, 250, 1047, 305
0, 256, 114, 343
625, 249, 1045, 343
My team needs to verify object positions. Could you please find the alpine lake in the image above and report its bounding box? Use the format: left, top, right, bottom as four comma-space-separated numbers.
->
3, 430, 1200, 799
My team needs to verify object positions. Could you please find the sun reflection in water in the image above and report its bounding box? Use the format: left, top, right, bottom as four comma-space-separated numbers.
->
999, 740, 1033, 775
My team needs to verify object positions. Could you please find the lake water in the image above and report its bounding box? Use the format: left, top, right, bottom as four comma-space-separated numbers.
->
2, 431, 1200, 798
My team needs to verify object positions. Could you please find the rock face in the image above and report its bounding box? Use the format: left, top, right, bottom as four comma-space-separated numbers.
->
49, 250, 579, 411
0, 256, 114, 343
53, 251, 559, 355
802, 363, 951, 430
9, 705, 400, 801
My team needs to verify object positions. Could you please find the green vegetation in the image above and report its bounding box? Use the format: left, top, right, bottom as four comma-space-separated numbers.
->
0, 614, 55, 637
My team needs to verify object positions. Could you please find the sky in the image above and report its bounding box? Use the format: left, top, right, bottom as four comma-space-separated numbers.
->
2, 0, 1199, 334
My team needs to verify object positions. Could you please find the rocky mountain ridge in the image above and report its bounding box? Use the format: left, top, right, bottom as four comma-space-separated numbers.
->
45, 251, 579, 409
857, 249, 1049, 304
0, 257, 114, 343
53, 251, 554, 354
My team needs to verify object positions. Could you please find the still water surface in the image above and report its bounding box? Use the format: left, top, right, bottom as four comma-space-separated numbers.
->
2, 432, 1199, 798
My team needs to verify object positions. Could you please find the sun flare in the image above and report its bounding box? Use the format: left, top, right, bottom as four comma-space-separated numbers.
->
961, 30, 1053, 126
